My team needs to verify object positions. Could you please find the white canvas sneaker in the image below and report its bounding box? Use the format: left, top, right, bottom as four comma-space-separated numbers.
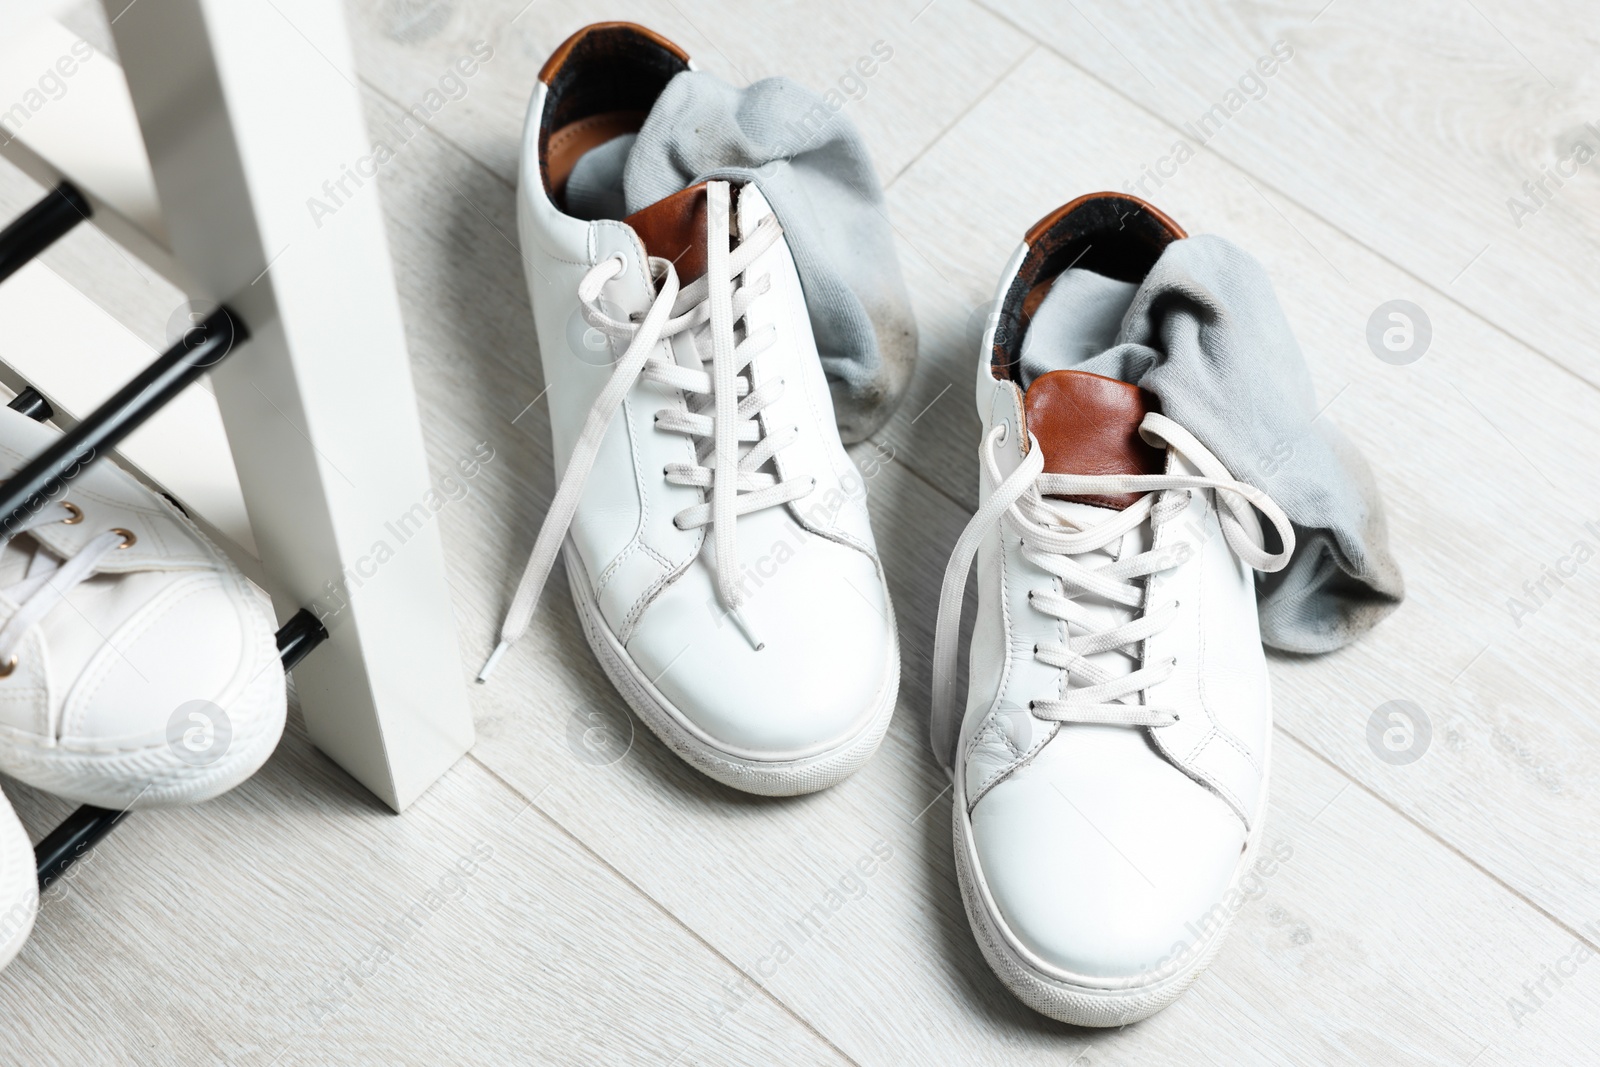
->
931, 194, 1296, 1026
0, 406, 286, 809
0, 785, 35, 974
481, 23, 899, 795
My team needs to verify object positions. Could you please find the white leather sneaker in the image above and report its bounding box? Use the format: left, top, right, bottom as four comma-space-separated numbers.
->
480, 24, 899, 795
931, 194, 1296, 1026
0, 406, 286, 809
0, 785, 35, 973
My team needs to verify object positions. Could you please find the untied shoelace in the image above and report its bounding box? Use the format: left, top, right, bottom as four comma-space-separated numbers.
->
479, 181, 811, 682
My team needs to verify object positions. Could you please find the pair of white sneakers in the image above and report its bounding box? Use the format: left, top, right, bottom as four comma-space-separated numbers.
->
0, 402, 287, 974
487, 24, 1297, 1027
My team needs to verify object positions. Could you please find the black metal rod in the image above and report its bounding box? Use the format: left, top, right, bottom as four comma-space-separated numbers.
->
0, 182, 91, 286
34, 806, 126, 891
6, 387, 53, 422
276, 608, 330, 672
34, 610, 329, 888
0, 306, 246, 538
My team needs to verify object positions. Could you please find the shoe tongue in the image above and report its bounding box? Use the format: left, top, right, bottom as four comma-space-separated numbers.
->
1022, 370, 1165, 510
622, 181, 716, 283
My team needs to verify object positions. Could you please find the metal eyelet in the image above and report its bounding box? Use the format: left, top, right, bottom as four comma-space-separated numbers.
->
0, 656, 16, 677
59, 502, 83, 525
111, 528, 137, 549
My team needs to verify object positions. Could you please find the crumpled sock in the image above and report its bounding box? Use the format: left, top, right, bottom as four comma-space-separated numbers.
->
1020, 236, 1403, 652
617, 70, 916, 443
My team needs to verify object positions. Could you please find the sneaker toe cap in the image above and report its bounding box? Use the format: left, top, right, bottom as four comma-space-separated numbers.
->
625, 545, 894, 759
61, 572, 280, 750
969, 727, 1249, 980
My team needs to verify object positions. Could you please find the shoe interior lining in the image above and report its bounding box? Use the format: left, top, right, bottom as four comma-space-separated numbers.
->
547, 109, 647, 208
990, 197, 1183, 384
539, 26, 689, 209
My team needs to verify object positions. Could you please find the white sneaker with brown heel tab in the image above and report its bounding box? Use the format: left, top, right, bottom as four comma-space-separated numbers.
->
932, 194, 1297, 1026
479, 23, 899, 796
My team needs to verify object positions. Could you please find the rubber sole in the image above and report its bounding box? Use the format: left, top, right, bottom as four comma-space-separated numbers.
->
0, 570, 287, 810
0, 661, 285, 809
952, 743, 1272, 1027
566, 543, 900, 796
0, 790, 37, 974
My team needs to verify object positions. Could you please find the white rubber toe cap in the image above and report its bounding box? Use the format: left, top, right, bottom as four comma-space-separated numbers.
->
62, 573, 262, 748
970, 724, 1246, 980
625, 537, 893, 761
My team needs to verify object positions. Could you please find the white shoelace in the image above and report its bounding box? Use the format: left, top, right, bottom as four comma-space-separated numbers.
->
0, 503, 129, 672
931, 412, 1295, 741
479, 181, 812, 681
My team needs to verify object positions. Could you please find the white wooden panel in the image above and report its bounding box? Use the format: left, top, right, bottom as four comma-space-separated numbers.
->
105, 0, 476, 811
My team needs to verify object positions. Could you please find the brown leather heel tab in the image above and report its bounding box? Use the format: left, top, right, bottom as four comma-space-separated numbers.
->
540, 22, 690, 84
623, 182, 712, 283
1023, 370, 1165, 510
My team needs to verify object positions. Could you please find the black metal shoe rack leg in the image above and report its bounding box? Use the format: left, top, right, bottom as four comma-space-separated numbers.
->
0, 183, 330, 888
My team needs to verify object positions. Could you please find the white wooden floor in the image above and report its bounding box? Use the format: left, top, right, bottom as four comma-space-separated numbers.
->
3, 1, 1599, 1063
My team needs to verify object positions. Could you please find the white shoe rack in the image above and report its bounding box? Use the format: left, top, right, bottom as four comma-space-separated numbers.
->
0, 1, 475, 828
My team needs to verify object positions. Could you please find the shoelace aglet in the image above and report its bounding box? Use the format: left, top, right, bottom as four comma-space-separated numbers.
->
476, 640, 510, 684
729, 607, 765, 652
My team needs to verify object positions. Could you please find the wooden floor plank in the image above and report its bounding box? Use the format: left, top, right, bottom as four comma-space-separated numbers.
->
341, 0, 1032, 190
0, 721, 850, 1067
976, 0, 1600, 391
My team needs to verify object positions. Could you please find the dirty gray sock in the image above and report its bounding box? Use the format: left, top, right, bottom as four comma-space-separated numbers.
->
616, 70, 916, 443
1021, 238, 1403, 652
